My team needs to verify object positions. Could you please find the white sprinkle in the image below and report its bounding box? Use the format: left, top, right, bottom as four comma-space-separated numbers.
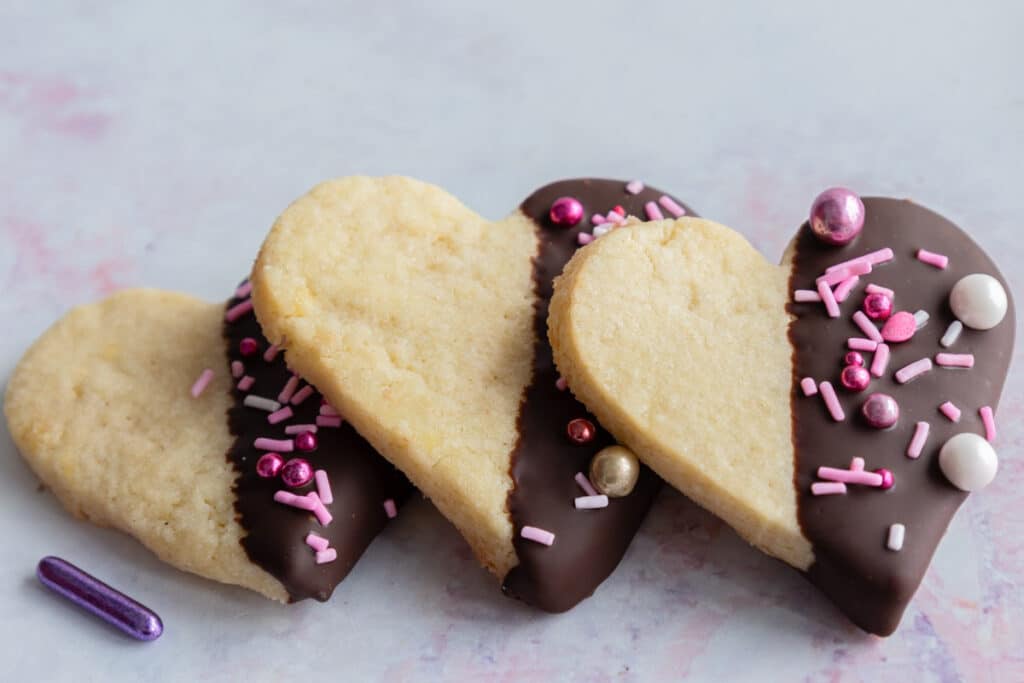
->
794, 289, 822, 303
887, 523, 906, 551
625, 180, 644, 195
244, 395, 282, 412
592, 224, 613, 238
913, 310, 930, 329
574, 495, 609, 510
940, 320, 963, 348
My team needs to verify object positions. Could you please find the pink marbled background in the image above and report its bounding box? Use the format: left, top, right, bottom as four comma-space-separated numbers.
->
1, 3, 1021, 681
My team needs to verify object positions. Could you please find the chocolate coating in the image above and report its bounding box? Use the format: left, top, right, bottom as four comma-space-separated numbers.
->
224, 288, 413, 602
787, 198, 1014, 635
504, 179, 696, 611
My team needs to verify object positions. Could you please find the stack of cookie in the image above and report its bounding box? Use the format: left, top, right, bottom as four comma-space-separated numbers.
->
5, 177, 1012, 635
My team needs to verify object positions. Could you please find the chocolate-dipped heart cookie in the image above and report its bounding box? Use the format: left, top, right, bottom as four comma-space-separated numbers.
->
251, 176, 695, 610
548, 191, 1013, 634
5, 285, 411, 602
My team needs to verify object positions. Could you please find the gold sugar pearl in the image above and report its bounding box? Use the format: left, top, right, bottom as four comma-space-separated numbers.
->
588, 445, 640, 498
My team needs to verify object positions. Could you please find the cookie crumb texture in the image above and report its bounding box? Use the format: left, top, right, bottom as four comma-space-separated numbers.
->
4, 290, 287, 601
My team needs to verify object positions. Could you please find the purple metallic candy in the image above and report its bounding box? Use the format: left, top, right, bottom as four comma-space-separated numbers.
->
809, 187, 865, 246
549, 196, 584, 228
861, 392, 899, 429
36, 556, 163, 641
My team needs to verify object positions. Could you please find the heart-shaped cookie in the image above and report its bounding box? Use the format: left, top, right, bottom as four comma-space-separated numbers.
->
251, 176, 695, 610
548, 196, 1013, 634
5, 287, 411, 602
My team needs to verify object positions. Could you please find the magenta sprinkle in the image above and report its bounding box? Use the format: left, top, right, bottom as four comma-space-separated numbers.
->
644, 201, 664, 221
818, 279, 840, 318
625, 180, 644, 195
566, 418, 596, 445
980, 406, 996, 442
230, 360, 245, 379
844, 351, 864, 367
237, 375, 255, 392
263, 344, 281, 362
895, 358, 932, 384
916, 248, 949, 269
840, 365, 870, 392
800, 377, 818, 396
255, 437, 294, 452
874, 468, 895, 490
852, 310, 883, 342
291, 385, 315, 405
239, 338, 259, 356
847, 337, 878, 352
294, 431, 318, 452
863, 292, 894, 321
935, 353, 975, 368
881, 311, 917, 343
521, 526, 555, 546
907, 421, 930, 459
305, 533, 329, 552
658, 195, 687, 217
865, 283, 895, 298
235, 281, 253, 299
278, 376, 300, 404
794, 289, 822, 303
225, 299, 254, 323
255, 453, 285, 478
811, 481, 847, 496
383, 499, 398, 519
870, 343, 890, 378
818, 381, 844, 421
549, 197, 584, 227
833, 276, 860, 303
574, 472, 599, 497
316, 415, 342, 428
315, 549, 338, 565
939, 401, 961, 422
190, 368, 215, 398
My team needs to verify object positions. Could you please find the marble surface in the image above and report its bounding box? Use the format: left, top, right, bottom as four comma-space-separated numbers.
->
1, 2, 1021, 681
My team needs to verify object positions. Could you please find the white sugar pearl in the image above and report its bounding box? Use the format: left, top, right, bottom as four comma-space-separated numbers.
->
949, 273, 1007, 330
939, 433, 998, 491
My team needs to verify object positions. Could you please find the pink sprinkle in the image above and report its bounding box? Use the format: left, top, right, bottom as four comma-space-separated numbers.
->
315, 548, 337, 565
235, 281, 253, 299
291, 385, 315, 405
556, 376, 568, 391
237, 375, 255, 392
575, 495, 609, 509
305, 533, 329, 552
225, 299, 254, 322
267, 406, 294, 425
278, 376, 300, 404
907, 421, 930, 459
521, 526, 555, 546
849, 457, 865, 471
316, 415, 343, 428
320, 405, 339, 417
274, 490, 316, 511
916, 249, 949, 269
870, 343, 890, 377
577, 232, 594, 245
811, 482, 847, 496
644, 202, 664, 221
865, 283, 895, 298
817, 466, 883, 487
939, 401, 961, 422
852, 311, 883, 342
263, 344, 281, 362
817, 279, 840, 318
314, 469, 333, 505
625, 180, 644, 194
819, 381, 844, 421
230, 360, 245, 379
383, 499, 398, 519
895, 358, 933, 384
848, 337, 878, 352
190, 368, 215, 398
936, 353, 974, 368
881, 311, 917, 342
256, 437, 294, 452
819, 261, 872, 287
307, 492, 333, 526
658, 195, 687, 217
980, 406, 996, 442
591, 214, 606, 225
800, 377, 818, 396
575, 472, 598, 497
826, 248, 894, 274
833, 276, 860, 303
285, 424, 318, 435
794, 289, 822, 303
607, 209, 625, 222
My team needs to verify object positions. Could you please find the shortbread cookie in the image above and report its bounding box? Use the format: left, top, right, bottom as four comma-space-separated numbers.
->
549, 193, 1013, 634
251, 176, 695, 610
5, 286, 410, 602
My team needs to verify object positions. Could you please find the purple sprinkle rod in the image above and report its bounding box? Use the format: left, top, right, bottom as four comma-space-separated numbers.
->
36, 556, 163, 641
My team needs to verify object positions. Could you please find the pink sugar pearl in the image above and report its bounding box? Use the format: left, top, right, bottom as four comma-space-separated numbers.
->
294, 431, 318, 452
863, 293, 894, 321
844, 351, 864, 367
239, 338, 259, 356
566, 418, 596, 445
280, 458, 313, 488
874, 468, 895, 490
840, 365, 871, 392
256, 452, 285, 478
549, 197, 584, 228
809, 188, 865, 246
862, 393, 899, 429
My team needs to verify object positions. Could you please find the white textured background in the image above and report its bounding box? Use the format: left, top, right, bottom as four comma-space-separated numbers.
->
1, 2, 1021, 681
